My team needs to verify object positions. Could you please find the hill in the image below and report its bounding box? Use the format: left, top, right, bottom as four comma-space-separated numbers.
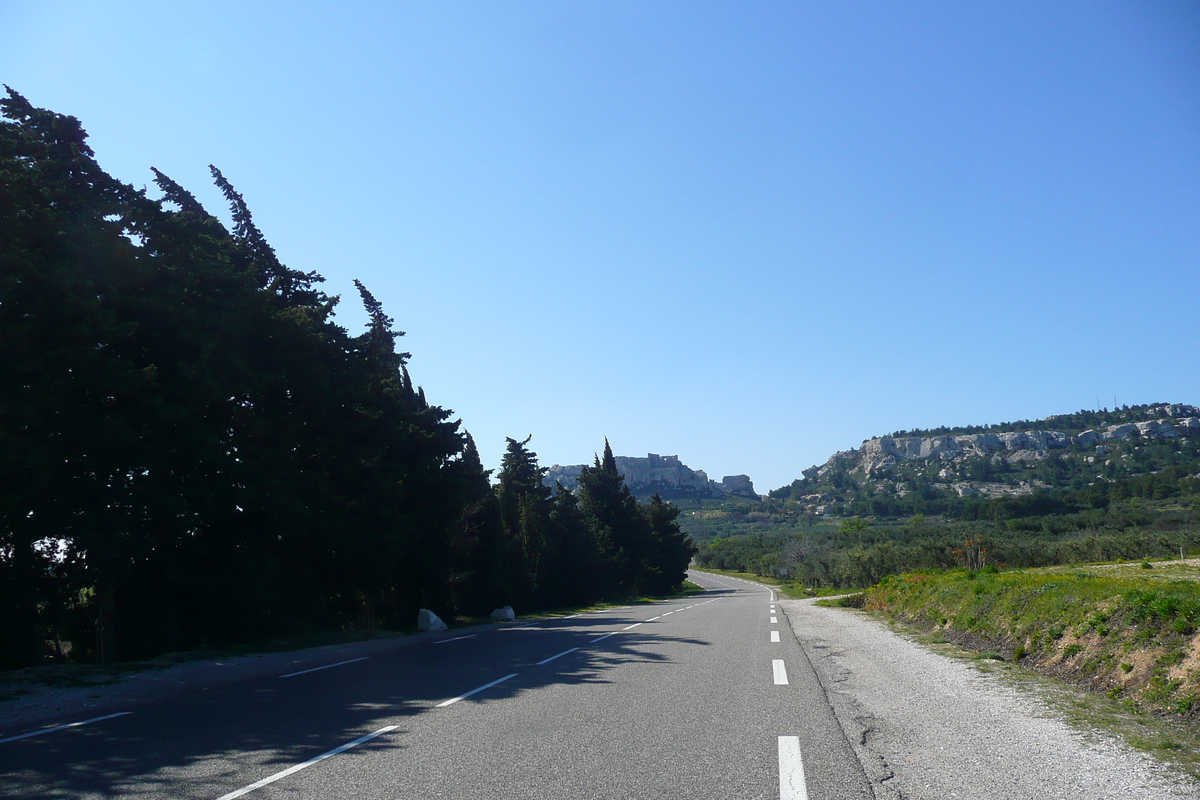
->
771, 402, 1200, 520
686, 402, 1200, 591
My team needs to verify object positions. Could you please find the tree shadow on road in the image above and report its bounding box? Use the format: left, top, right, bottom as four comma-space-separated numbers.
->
0, 601, 724, 799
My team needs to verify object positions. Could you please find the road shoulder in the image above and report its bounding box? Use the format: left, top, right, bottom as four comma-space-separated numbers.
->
780, 596, 1198, 800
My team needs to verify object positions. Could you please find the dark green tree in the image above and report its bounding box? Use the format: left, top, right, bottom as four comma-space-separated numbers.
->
495, 436, 553, 606
640, 493, 697, 594
576, 439, 658, 595
0, 88, 484, 663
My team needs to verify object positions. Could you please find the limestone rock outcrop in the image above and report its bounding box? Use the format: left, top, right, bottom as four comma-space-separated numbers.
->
720, 474, 757, 498
1075, 419, 1188, 445
790, 404, 1198, 514
545, 453, 758, 499
801, 408, 1200, 489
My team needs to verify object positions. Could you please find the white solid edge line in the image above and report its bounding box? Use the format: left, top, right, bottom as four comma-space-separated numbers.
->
0, 712, 131, 745
778, 735, 808, 800
280, 656, 369, 678
771, 631, 781, 643
436, 673, 518, 708
214, 725, 397, 800
432, 634, 478, 645
773, 659, 789, 685
590, 631, 618, 643
536, 647, 580, 666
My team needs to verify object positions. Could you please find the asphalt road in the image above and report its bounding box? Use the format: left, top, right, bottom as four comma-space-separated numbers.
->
0, 571, 873, 799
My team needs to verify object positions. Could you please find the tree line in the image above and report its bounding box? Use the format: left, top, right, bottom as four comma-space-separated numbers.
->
0, 89, 695, 668
694, 518, 1200, 590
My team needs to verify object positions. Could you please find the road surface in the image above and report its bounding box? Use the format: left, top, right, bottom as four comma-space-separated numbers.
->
0, 571, 869, 799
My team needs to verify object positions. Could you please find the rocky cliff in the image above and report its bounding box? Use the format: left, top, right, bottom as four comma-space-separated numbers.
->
809, 410, 1200, 481
545, 453, 758, 500
786, 403, 1200, 515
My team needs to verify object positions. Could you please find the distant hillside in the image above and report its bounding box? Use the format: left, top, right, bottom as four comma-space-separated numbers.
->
545, 453, 758, 500
771, 403, 1200, 519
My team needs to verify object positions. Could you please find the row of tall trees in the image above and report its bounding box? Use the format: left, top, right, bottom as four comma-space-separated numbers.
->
455, 437, 695, 612
0, 89, 694, 668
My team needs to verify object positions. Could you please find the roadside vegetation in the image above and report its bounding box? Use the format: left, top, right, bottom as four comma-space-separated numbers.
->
686, 400, 1200, 591
690, 505, 1199, 589
860, 560, 1200, 722
0, 90, 694, 669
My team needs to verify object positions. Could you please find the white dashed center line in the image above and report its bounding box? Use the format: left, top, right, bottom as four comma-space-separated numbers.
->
536, 647, 580, 665
433, 634, 477, 645
0, 712, 131, 745
436, 673, 518, 708
771, 631, 780, 643
778, 735, 809, 800
215, 725, 397, 800
279, 657, 369, 679
773, 659, 788, 685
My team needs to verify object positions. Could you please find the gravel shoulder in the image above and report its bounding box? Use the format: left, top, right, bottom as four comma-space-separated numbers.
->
781, 596, 1199, 800
0, 625, 497, 736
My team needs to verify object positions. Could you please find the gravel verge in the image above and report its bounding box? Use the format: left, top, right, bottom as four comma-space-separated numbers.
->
781, 596, 1199, 800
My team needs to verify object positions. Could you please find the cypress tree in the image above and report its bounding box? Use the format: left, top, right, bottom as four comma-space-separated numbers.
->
577, 439, 648, 595
641, 494, 698, 594
496, 436, 553, 606
0, 89, 481, 660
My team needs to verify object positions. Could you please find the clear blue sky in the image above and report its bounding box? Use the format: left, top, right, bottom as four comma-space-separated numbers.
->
4, 2, 1198, 492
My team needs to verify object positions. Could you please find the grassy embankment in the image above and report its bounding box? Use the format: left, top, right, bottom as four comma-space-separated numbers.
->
861, 559, 1200, 720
